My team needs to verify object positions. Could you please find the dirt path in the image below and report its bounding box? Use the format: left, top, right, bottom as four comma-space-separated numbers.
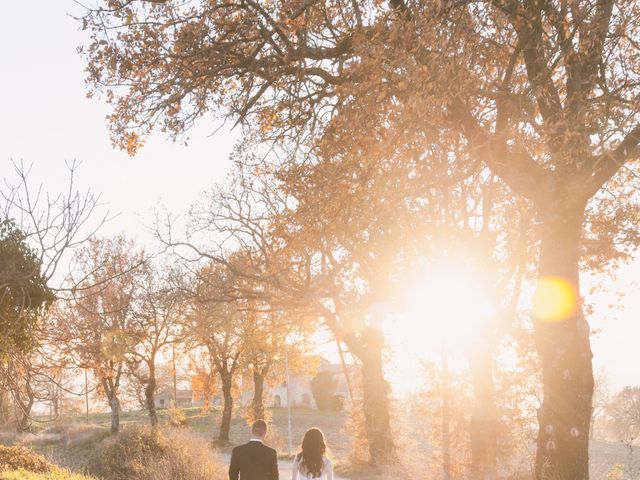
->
221, 454, 349, 480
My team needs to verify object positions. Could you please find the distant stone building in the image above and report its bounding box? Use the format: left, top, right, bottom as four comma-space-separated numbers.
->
268, 359, 354, 410
153, 358, 355, 411
154, 387, 193, 409
270, 375, 315, 409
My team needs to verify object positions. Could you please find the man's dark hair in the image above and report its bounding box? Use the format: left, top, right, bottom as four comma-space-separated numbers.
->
251, 419, 268, 437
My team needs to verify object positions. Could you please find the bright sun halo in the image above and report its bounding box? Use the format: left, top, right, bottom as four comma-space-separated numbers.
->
383, 266, 496, 395
403, 267, 495, 344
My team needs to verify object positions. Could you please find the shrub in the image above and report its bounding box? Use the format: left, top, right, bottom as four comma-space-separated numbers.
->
0, 468, 96, 479
0, 444, 52, 473
241, 404, 272, 427
88, 426, 226, 480
44, 424, 111, 473
60, 424, 110, 449
167, 403, 188, 428
0, 444, 95, 479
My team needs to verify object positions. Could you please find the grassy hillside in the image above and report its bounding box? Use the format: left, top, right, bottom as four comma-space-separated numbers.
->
42, 407, 351, 458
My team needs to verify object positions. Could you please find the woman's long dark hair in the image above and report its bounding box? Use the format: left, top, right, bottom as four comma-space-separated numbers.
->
296, 428, 327, 478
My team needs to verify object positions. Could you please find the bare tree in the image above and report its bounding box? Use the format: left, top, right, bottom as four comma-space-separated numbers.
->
128, 262, 185, 428
604, 386, 640, 442
590, 368, 611, 440
189, 262, 247, 443
242, 307, 306, 423
1, 161, 108, 429
1, 160, 108, 288
61, 235, 144, 434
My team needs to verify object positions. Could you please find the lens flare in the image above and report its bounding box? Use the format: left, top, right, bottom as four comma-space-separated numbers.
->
532, 276, 578, 322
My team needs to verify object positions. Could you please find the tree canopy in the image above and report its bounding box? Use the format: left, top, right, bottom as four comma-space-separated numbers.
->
0, 219, 54, 357
81, 1, 640, 478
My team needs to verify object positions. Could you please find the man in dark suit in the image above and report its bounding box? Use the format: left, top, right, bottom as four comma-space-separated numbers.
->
229, 419, 279, 480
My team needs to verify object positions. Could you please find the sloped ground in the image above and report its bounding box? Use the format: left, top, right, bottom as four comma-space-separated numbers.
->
0, 444, 95, 480
220, 453, 350, 480
4, 407, 636, 479
35, 407, 352, 460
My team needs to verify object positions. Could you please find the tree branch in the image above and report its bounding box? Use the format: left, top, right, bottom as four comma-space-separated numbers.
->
449, 99, 550, 202
582, 123, 640, 198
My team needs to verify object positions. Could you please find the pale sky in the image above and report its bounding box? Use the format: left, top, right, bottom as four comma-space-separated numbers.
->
0, 2, 238, 243
1, 2, 637, 395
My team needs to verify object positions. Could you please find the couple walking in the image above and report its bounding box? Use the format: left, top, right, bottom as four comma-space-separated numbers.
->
229, 420, 334, 480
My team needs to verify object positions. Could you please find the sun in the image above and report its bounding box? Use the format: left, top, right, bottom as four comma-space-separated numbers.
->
382, 266, 495, 395
403, 267, 495, 343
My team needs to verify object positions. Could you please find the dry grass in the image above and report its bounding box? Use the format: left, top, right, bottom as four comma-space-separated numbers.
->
4, 407, 637, 479
0, 468, 96, 480
0, 444, 97, 480
88, 426, 226, 480
0, 445, 52, 473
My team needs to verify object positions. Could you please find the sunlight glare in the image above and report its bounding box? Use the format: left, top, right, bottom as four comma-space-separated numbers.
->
404, 268, 495, 343
385, 267, 495, 395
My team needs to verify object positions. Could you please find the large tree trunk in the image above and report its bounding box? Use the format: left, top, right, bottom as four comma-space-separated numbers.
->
15, 383, 34, 432
469, 346, 497, 480
0, 390, 8, 428
145, 362, 158, 428
109, 395, 120, 435
358, 329, 398, 466
251, 370, 265, 421
218, 372, 233, 442
534, 208, 594, 480
16, 398, 33, 433
52, 390, 60, 418
16, 411, 30, 432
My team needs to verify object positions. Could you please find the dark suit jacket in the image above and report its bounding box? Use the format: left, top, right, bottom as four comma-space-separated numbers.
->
229, 440, 279, 480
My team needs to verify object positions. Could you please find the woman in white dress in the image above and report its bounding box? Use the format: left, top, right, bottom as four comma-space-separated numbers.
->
291, 428, 333, 480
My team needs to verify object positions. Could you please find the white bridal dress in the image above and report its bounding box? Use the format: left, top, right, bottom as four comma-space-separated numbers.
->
291, 456, 334, 480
